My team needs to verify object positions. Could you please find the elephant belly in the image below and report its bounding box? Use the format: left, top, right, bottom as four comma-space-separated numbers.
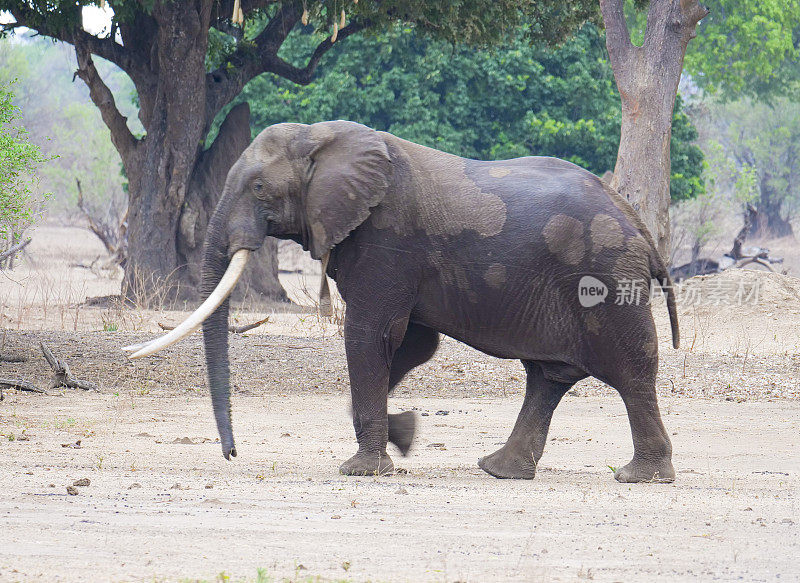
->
411, 270, 585, 362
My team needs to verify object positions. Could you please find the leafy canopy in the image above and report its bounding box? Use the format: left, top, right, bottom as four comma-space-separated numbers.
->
622, 0, 800, 100
229, 24, 703, 201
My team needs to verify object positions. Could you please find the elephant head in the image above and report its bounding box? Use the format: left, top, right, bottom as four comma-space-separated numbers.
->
123, 121, 393, 458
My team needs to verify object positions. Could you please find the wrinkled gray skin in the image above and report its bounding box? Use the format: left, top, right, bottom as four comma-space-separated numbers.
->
202, 121, 680, 483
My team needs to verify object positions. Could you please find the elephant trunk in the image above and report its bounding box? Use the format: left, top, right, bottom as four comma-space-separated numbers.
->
201, 188, 242, 460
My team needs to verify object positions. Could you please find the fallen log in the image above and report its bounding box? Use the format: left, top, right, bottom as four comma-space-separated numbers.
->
0, 378, 47, 397
39, 343, 99, 392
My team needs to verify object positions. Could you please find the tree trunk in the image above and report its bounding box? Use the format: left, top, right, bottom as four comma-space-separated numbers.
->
600, 0, 708, 260
612, 84, 676, 258
102, 2, 286, 306
749, 172, 794, 239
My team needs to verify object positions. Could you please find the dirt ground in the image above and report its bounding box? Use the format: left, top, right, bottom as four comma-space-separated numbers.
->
0, 225, 799, 582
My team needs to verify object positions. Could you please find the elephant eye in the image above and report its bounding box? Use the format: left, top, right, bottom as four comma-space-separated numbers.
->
252, 181, 264, 195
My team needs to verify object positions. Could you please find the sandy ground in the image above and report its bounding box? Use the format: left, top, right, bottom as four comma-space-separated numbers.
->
0, 224, 799, 582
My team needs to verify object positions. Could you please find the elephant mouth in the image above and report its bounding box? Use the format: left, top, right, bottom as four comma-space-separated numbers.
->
122, 248, 251, 359
229, 225, 269, 257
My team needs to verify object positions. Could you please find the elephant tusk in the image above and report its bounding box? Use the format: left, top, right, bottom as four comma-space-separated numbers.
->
122, 249, 250, 359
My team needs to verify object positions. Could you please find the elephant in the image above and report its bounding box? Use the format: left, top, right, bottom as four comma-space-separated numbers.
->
125, 120, 680, 483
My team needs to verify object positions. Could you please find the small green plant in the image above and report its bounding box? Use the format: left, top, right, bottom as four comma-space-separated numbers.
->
103, 321, 119, 332
607, 465, 618, 473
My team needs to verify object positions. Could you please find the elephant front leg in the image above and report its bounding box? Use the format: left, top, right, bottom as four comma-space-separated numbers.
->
339, 314, 410, 476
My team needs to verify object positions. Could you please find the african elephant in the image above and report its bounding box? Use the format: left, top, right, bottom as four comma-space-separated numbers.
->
125, 120, 680, 483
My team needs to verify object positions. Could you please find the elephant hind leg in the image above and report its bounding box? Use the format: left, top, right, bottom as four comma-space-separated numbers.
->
610, 375, 675, 483
478, 361, 585, 479
386, 323, 440, 456
598, 347, 675, 483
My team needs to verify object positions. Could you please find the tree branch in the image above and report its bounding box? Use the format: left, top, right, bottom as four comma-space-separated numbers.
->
599, 0, 634, 69
0, 238, 31, 263
644, 0, 709, 61
268, 19, 369, 85
5, 5, 134, 75
73, 41, 139, 165
207, 8, 367, 117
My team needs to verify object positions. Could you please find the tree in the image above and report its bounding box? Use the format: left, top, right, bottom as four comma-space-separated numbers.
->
684, 0, 800, 100
701, 99, 800, 238
599, 0, 708, 259
229, 24, 703, 202
1, 0, 596, 304
0, 82, 46, 265
1, 38, 133, 265
679, 0, 800, 239
670, 138, 757, 271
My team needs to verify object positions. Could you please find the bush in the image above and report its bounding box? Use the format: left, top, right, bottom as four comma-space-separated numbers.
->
0, 82, 46, 241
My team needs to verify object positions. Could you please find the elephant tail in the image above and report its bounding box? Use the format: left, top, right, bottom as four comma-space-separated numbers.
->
650, 254, 680, 349
596, 177, 679, 348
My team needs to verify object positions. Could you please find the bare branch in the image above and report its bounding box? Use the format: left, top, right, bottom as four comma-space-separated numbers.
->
266, 19, 368, 85
6, 5, 135, 74
74, 41, 139, 164
158, 316, 269, 333
75, 178, 123, 258
0, 238, 31, 263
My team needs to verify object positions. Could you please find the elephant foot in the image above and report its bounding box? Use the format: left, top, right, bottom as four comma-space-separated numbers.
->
339, 451, 395, 476
614, 457, 675, 483
478, 445, 537, 480
388, 411, 416, 456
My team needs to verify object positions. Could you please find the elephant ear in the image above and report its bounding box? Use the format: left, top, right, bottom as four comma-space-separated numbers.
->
303, 121, 392, 260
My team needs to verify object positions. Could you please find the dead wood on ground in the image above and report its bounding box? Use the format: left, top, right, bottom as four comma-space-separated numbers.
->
40, 342, 99, 391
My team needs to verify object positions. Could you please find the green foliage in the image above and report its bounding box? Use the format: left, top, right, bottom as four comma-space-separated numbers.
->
0, 82, 46, 237
685, 0, 800, 99
0, 38, 133, 219
669, 96, 706, 202
281, 0, 599, 46
2, 1, 598, 72
688, 97, 800, 238
230, 24, 703, 201
718, 99, 800, 216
